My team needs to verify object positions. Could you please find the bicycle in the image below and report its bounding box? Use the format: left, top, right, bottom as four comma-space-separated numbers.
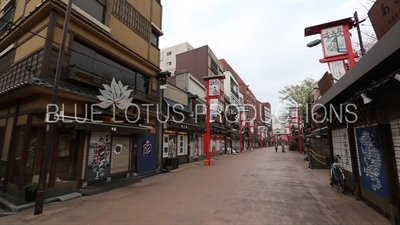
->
329, 155, 346, 193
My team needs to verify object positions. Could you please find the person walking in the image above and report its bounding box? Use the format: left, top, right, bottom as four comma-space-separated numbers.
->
275, 143, 278, 152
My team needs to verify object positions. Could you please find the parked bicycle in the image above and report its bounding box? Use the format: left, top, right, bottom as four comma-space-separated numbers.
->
329, 155, 346, 193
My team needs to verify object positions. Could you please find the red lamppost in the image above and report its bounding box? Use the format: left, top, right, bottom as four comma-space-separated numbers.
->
297, 107, 303, 154
238, 106, 248, 153
203, 74, 225, 166
239, 111, 243, 153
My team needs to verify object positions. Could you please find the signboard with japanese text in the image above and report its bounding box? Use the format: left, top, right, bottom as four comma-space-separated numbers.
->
328, 60, 347, 82
321, 25, 347, 57
208, 79, 221, 99
368, 0, 400, 40
289, 108, 298, 119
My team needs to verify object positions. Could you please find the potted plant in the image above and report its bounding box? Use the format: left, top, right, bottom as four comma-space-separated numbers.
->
23, 182, 38, 202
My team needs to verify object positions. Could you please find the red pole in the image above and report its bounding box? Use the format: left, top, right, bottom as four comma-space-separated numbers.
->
239, 111, 242, 153
297, 108, 302, 154
248, 124, 251, 150
343, 24, 356, 69
204, 80, 211, 165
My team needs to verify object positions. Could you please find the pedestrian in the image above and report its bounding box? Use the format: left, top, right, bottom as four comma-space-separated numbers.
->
275, 143, 278, 152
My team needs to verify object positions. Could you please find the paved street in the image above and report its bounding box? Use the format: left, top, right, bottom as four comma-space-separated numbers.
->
2, 148, 390, 225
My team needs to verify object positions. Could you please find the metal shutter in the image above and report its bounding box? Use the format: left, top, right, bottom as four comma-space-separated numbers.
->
390, 119, 400, 185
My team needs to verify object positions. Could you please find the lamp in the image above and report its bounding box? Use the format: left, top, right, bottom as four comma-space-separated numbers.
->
360, 93, 372, 104
394, 72, 400, 82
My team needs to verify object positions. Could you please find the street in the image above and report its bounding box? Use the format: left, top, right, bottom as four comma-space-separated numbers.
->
2, 148, 390, 225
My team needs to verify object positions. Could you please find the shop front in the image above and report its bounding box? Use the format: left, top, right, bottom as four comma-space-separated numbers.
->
0, 77, 157, 198
230, 131, 239, 154
163, 120, 205, 166
211, 124, 229, 156
314, 21, 400, 223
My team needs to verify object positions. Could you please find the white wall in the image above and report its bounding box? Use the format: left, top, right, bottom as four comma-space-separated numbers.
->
160, 42, 195, 74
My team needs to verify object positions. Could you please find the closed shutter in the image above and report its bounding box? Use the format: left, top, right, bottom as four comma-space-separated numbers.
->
331, 128, 352, 172
390, 119, 400, 185
353, 125, 389, 211
110, 136, 130, 174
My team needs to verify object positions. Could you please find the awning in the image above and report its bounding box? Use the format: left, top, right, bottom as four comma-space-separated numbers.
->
314, 22, 400, 111
163, 97, 192, 114
55, 115, 154, 134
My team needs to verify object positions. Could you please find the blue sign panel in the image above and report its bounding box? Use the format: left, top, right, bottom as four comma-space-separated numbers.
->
355, 126, 388, 200
136, 134, 157, 176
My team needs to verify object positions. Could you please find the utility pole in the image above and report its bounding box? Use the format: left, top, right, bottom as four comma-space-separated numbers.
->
157, 71, 170, 170
354, 11, 366, 56
34, 0, 72, 215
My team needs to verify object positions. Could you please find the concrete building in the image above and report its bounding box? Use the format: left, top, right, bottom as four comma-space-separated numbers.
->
173, 45, 229, 156
260, 102, 273, 146
159, 42, 194, 75
219, 59, 250, 150
167, 71, 206, 100
221, 69, 240, 151
0, 0, 165, 198
162, 83, 205, 166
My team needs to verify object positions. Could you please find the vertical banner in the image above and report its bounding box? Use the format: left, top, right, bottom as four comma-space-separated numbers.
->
87, 132, 111, 182
355, 126, 389, 200
208, 79, 220, 98
136, 133, 157, 176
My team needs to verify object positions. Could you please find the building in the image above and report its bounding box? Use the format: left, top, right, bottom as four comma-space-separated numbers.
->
162, 83, 205, 166
222, 69, 240, 152
174, 45, 230, 156
167, 71, 206, 100
261, 102, 272, 146
219, 59, 249, 150
0, 0, 165, 197
160, 42, 194, 74
313, 14, 400, 223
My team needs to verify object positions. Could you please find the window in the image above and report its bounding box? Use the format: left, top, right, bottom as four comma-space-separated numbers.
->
135, 73, 150, 95
58, 134, 71, 157
0, 6, 14, 33
166, 51, 172, 56
70, 40, 150, 94
150, 31, 159, 47
166, 62, 172, 66
72, 0, 105, 23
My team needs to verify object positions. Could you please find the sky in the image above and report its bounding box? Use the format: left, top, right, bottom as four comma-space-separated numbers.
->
159, 0, 376, 116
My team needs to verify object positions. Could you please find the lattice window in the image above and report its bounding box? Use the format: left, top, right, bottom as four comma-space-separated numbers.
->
111, 0, 150, 40
390, 119, 400, 186
331, 128, 352, 172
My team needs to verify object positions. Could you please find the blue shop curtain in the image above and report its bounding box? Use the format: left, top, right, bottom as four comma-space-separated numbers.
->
355, 125, 388, 200
136, 133, 157, 176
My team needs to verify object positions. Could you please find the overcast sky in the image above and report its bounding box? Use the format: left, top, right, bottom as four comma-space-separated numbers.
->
159, 0, 376, 116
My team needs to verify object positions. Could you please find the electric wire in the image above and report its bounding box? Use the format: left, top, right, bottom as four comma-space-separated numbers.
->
0, 17, 155, 81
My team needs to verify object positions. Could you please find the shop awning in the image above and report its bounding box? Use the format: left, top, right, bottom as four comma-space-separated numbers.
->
163, 97, 192, 114
55, 115, 154, 134
314, 22, 400, 111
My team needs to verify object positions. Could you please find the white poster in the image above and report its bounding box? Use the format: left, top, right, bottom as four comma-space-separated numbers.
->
329, 60, 347, 82
208, 79, 220, 97
321, 25, 347, 57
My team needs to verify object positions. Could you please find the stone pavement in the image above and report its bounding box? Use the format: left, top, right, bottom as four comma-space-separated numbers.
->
1, 148, 391, 225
